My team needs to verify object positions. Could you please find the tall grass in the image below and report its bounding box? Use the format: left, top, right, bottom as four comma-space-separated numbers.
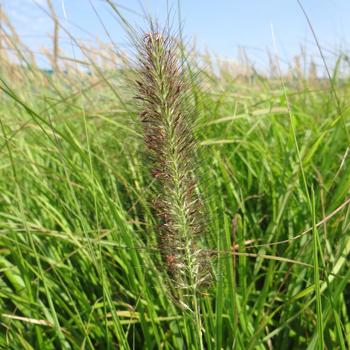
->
0, 5, 350, 350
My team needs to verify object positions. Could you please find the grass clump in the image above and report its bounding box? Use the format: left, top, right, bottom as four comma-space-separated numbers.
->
0, 5, 350, 350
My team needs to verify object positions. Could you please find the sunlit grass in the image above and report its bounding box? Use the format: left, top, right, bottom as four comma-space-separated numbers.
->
0, 6, 350, 349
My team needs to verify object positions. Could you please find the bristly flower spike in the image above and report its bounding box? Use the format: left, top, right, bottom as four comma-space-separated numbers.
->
135, 28, 211, 308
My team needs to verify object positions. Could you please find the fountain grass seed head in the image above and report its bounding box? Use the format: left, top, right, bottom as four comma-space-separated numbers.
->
134, 28, 211, 305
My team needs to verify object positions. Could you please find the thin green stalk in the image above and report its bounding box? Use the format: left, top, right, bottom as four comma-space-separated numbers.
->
312, 187, 324, 350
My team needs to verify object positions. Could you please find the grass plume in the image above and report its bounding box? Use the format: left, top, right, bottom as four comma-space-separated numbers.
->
134, 28, 211, 306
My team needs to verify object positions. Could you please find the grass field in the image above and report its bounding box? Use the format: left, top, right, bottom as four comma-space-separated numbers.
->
1, 7, 350, 349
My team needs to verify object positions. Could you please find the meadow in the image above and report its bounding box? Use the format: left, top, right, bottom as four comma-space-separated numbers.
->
0, 6, 350, 349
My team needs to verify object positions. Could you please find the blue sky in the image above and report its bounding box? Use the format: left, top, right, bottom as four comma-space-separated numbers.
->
3, 0, 350, 71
